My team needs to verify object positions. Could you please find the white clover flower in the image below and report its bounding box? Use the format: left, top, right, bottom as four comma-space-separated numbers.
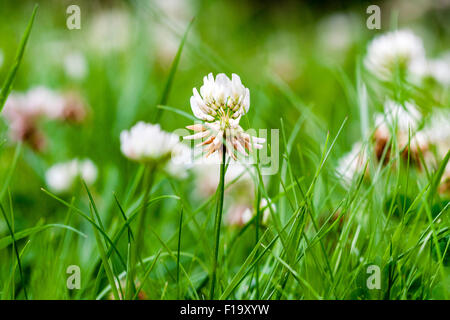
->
439, 162, 450, 195
3, 87, 81, 121
372, 100, 423, 163
226, 198, 274, 227
412, 52, 450, 87
63, 52, 88, 80
2, 93, 35, 120
3, 87, 64, 120
336, 142, 368, 186
25, 86, 66, 119
2, 88, 87, 150
78, 159, 98, 185
46, 159, 98, 194
194, 153, 255, 197
88, 10, 130, 54
184, 73, 265, 159
120, 122, 181, 163
164, 142, 194, 179
415, 109, 450, 159
150, 0, 193, 66
259, 198, 274, 226
381, 100, 422, 132
427, 53, 450, 87
317, 13, 361, 53
365, 30, 426, 81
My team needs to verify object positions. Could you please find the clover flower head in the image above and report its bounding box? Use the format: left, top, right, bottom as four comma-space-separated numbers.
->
63, 51, 88, 80
165, 142, 195, 179
120, 121, 180, 163
382, 100, 422, 132
193, 153, 254, 196
439, 162, 450, 195
411, 52, 450, 87
2, 87, 87, 150
46, 159, 98, 193
25, 86, 66, 119
226, 198, 274, 227
378, 100, 423, 154
89, 9, 130, 54
184, 73, 265, 159
365, 30, 426, 81
427, 53, 450, 87
416, 109, 450, 159
336, 142, 368, 186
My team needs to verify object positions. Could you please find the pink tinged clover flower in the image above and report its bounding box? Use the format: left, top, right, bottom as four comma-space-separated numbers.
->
184, 73, 265, 160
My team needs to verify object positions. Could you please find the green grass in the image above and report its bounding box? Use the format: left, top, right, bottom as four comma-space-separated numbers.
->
0, 0, 448, 300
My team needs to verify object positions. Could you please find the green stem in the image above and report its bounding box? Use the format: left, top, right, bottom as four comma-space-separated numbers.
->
254, 168, 262, 299
210, 145, 227, 299
127, 164, 156, 299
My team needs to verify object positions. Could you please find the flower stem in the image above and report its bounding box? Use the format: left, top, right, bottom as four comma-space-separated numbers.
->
127, 164, 156, 299
210, 145, 226, 299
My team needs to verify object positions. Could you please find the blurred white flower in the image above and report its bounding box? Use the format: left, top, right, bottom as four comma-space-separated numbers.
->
265, 32, 301, 83
184, 73, 265, 159
0, 48, 3, 69
412, 52, 450, 87
3, 87, 87, 124
78, 159, 98, 185
194, 154, 254, 197
46, 159, 98, 193
428, 53, 450, 87
88, 10, 131, 54
226, 198, 274, 227
164, 142, 194, 179
226, 204, 253, 227
153, 0, 192, 21
415, 109, 450, 159
150, 0, 193, 66
373, 100, 424, 164
317, 13, 361, 53
63, 52, 88, 80
439, 162, 450, 195
380, 100, 422, 132
259, 198, 274, 226
25, 86, 66, 119
365, 30, 426, 81
3, 87, 64, 120
336, 142, 368, 186
120, 122, 180, 163
2, 87, 86, 150
4, 86, 68, 119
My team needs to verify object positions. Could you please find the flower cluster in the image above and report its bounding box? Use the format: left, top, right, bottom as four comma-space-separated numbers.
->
184, 73, 265, 160
337, 101, 450, 194
365, 29, 450, 87
46, 159, 98, 194
344, 29, 450, 195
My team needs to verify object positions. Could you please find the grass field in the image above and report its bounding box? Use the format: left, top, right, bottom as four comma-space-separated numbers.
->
0, 0, 448, 300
